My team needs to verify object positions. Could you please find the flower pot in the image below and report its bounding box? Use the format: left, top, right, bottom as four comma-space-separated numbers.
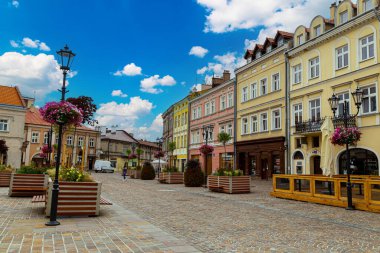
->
45, 180, 101, 217
159, 172, 184, 184
208, 175, 251, 194
0, 172, 12, 187
9, 173, 49, 197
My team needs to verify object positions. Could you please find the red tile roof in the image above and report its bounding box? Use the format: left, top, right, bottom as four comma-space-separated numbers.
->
277, 30, 294, 39
0, 85, 25, 107
138, 140, 159, 149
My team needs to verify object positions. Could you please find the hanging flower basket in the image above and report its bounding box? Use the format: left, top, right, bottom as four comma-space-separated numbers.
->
128, 154, 137, 159
199, 144, 214, 155
331, 127, 362, 146
41, 145, 53, 154
154, 151, 165, 159
39, 101, 83, 127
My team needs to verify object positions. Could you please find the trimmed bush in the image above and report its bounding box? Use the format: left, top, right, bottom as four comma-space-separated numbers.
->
141, 162, 155, 180
17, 165, 49, 174
184, 159, 204, 187
162, 167, 179, 173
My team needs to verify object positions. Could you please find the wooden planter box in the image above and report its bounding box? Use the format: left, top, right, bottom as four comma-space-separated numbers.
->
208, 175, 251, 194
159, 172, 184, 184
130, 170, 141, 179
0, 172, 12, 187
45, 181, 101, 217
9, 174, 49, 197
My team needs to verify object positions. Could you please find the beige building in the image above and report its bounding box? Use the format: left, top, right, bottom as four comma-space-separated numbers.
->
0, 85, 26, 168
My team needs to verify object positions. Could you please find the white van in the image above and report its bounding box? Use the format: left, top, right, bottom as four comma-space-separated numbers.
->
94, 160, 115, 173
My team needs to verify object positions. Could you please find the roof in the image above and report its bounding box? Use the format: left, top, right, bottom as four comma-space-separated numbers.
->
26, 106, 97, 132
0, 85, 25, 107
138, 140, 159, 148
277, 30, 294, 39
101, 130, 138, 143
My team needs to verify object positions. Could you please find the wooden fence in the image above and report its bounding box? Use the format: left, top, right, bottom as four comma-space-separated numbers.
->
271, 174, 380, 213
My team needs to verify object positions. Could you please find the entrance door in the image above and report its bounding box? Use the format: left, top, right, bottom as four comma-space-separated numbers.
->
88, 157, 94, 170
181, 159, 186, 172
261, 159, 268, 180
313, 156, 322, 174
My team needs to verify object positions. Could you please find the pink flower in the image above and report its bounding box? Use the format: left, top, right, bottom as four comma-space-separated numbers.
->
331, 127, 361, 146
39, 101, 83, 127
199, 144, 214, 154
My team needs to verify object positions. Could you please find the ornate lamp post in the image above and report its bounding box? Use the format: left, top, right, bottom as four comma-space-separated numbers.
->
156, 137, 163, 178
202, 124, 214, 186
328, 87, 363, 210
46, 45, 76, 226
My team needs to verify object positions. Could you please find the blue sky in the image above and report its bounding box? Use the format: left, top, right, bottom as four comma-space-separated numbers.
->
0, 0, 332, 140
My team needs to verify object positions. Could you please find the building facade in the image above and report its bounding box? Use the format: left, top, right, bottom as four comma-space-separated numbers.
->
188, 71, 234, 175
288, 0, 380, 176
24, 106, 101, 169
173, 97, 189, 171
137, 140, 160, 165
235, 31, 293, 179
162, 106, 174, 163
0, 85, 26, 168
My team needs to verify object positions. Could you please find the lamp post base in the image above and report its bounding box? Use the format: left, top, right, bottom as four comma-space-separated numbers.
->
45, 220, 60, 226
345, 206, 355, 211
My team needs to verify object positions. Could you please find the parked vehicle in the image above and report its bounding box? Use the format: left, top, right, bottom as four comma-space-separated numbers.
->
94, 160, 115, 173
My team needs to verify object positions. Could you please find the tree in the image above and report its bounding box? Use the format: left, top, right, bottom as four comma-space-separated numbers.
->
168, 141, 176, 168
217, 132, 232, 169
125, 149, 132, 169
136, 148, 143, 167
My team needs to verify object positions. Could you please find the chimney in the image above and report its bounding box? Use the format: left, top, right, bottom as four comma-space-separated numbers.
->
330, 2, 337, 20
223, 70, 231, 82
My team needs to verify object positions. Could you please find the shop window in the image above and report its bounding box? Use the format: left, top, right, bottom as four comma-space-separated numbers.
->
219, 153, 233, 170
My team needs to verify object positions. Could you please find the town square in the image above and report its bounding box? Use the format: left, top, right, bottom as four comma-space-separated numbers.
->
1, 0, 380, 252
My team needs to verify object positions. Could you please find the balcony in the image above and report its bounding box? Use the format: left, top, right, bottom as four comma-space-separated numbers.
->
295, 118, 325, 134
332, 115, 357, 129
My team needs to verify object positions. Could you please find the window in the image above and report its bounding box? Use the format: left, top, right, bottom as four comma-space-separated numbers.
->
241, 118, 248, 134
220, 125, 225, 133
43, 132, 49, 144
211, 100, 215, 114
67, 136, 73, 146
360, 34, 375, 61
205, 102, 210, 115
89, 138, 95, 148
297, 34, 303, 45
197, 106, 202, 118
220, 95, 226, 110
242, 87, 248, 102
260, 78, 267, 95
247, 57, 252, 64
364, 0, 373, 12
227, 124, 233, 136
296, 138, 302, 149
251, 83, 257, 99
0, 119, 8, 132
267, 45, 272, 52
362, 86, 377, 114
31, 132, 39, 143
278, 37, 284, 46
309, 57, 320, 79
309, 99, 321, 122
192, 108, 197, 120
337, 93, 350, 116
256, 51, 261, 58
272, 109, 281, 130
293, 104, 303, 124
78, 136, 84, 147
55, 136, 59, 145
336, 45, 349, 69
260, 113, 268, 131
272, 73, 280, 91
227, 93, 233, 107
293, 64, 302, 84
314, 25, 321, 36
340, 11, 348, 24
250, 115, 258, 133
312, 136, 320, 148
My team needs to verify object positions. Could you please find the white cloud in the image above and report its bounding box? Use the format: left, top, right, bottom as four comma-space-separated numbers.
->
0, 52, 75, 99
12, 0, 19, 8
191, 83, 202, 92
114, 63, 142, 76
10, 40, 19, 48
196, 52, 245, 78
140, 75, 176, 94
189, 46, 209, 58
39, 42, 51, 51
196, 66, 208, 75
111, 89, 128, 97
19, 37, 51, 51
136, 113, 163, 140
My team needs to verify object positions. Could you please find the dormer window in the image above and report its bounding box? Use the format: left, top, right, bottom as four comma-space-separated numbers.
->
256, 51, 261, 58
278, 37, 284, 46
267, 45, 272, 52
247, 57, 252, 64
364, 0, 373, 12
297, 34, 304, 45
340, 11, 348, 24
314, 25, 321, 37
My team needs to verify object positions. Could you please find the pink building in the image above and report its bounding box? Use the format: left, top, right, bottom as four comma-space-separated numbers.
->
188, 71, 234, 175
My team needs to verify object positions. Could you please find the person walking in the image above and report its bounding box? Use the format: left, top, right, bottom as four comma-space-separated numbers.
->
122, 162, 127, 181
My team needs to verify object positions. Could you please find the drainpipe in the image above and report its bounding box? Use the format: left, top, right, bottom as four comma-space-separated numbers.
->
233, 77, 237, 171
285, 51, 291, 174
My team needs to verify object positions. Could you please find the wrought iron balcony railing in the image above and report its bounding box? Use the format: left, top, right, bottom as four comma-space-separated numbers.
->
295, 118, 325, 134
332, 115, 357, 129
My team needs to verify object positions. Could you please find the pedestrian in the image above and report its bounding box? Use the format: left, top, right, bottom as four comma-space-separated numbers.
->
122, 162, 127, 181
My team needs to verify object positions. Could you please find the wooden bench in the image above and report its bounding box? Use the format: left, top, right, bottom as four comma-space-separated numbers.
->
0, 172, 12, 187
9, 174, 49, 197
33, 195, 112, 205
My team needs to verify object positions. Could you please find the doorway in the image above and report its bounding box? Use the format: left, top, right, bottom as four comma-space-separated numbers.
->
312, 156, 322, 174
261, 159, 269, 180
88, 157, 94, 170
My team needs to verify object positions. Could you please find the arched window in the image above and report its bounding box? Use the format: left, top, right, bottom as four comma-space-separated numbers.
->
293, 151, 304, 160
293, 151, 304, 174
339, 148, 379, 175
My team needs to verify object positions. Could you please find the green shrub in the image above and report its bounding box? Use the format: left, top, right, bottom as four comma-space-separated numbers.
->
213, 168, 243, 176
140, 162, 155, 180
162, 167, 179, 173
17, 165, 48, 174
184, 159, 204, 187
0, 164, 13, 173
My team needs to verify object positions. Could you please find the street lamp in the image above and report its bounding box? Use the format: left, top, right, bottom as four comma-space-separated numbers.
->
156, 137, 163, 178
328, 87, 363, 210
202, 124, 214, 187
46, 45, 76, 226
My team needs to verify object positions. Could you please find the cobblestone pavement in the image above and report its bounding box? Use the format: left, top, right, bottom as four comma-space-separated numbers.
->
0, 187, 199, 252
93, 173, 380, 253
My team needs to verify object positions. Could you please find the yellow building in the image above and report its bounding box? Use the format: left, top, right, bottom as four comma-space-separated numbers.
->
173, 97, 189, 171
235, 31, 293, 179
288, 0, 380, 176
